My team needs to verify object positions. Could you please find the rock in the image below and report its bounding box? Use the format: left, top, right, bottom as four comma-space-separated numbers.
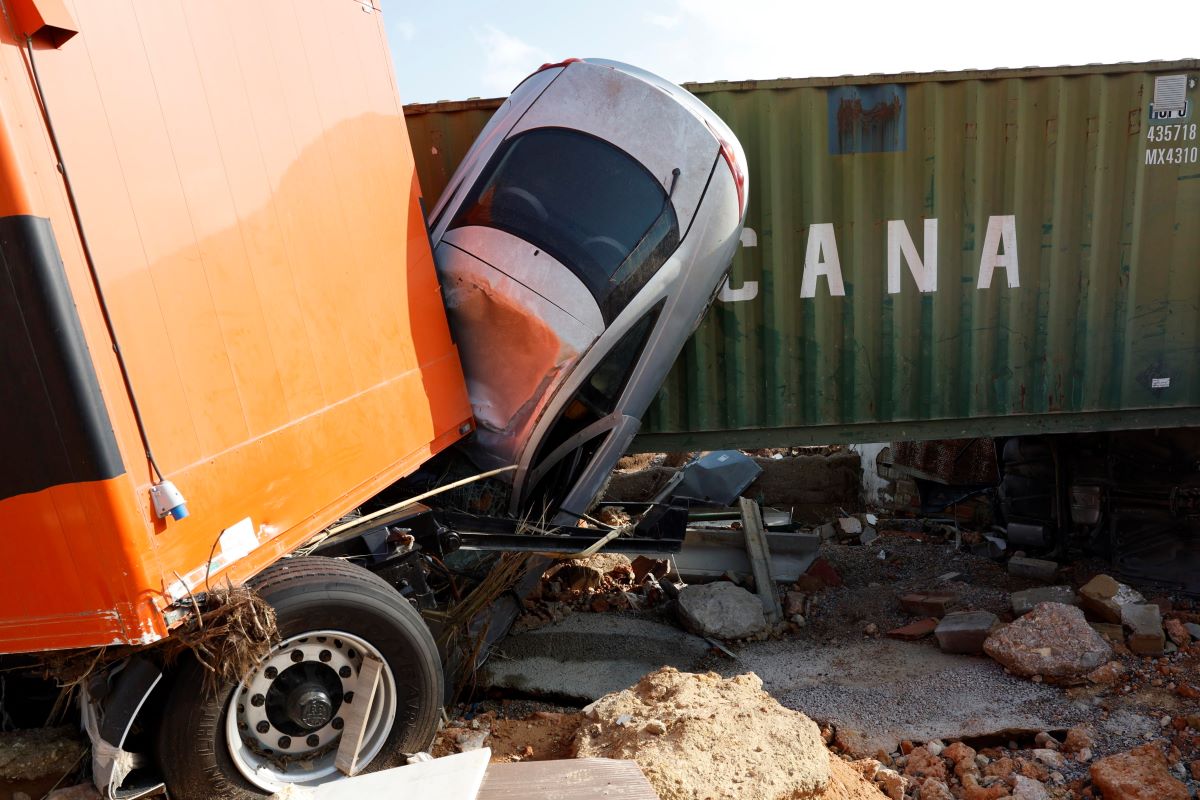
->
785, 591, 808, 616
1032, 748, 1064, 768
1163, 618, 1190, 647
1089, 743, 1189, 800
898, 592, 958, 618
935, 611, 1000, 654
903, 747, 947, 781
815, 522, 838, 541
876, 768, 907, 800
455, 729, 489, 751
1079, 574, 1145, 624
983, 602, 1112, 678
961, 773, 1008, 800
643, 719, 667, 735
1063, 726, 1093, 753
1013, 775, 1049, 800
630, 556, 669, 583
677, 581, 767, 640
1086, 660, 1126, 685
838, 516, 863, 535
1006, 556, 1058, 582
920, 778, 955, 800
886, 618, 939, 641
573, 668, 830, 800
860, 527, 879, 546
1185, 622, 1200, 640
1011, 586, 1078, 616
45, 788, 100, 800
1122, 603, 1165, 656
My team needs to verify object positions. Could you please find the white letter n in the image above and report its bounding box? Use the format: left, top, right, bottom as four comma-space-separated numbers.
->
887, 219, 937, 294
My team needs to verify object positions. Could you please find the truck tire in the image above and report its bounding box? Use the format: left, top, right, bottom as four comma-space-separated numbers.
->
156, 556, 443, 799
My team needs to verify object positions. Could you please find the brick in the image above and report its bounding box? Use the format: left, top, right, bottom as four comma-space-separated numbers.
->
935, 611, 999, 654
1006, 556, 1059, 582
887, 618, 938, 641
1122, 603, 1165, 656
1089, 623, 1125, 643
898, 592, 958, 618
1011, 586, 1078, 616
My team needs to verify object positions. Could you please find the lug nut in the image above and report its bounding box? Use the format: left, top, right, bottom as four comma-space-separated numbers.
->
334, 639, 343, 649
251, 694, 265, 707
264, 666, 278, 679
319, 650, 332, 663
344, 691, 354, 704
339, 666, 352, 678
256, 721, 270, 734
332, 717, 344, 730
278, 736, 291, 748
306, 734, 320, 748
291, 649, 304, 663
347, 648, 358, 660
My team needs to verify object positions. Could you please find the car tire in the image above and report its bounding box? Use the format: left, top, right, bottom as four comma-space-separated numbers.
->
156, 556, 443, 800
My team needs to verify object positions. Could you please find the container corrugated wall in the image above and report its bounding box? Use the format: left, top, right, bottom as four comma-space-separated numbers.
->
405, 61, 1200, 449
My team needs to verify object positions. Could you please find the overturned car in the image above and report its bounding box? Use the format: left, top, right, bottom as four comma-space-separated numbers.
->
428, 58, 748, 524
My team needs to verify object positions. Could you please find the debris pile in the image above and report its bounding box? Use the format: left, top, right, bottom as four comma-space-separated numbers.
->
514, 548, 670, 633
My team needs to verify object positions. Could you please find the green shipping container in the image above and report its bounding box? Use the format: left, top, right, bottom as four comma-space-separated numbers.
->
405, 61, 1200, 450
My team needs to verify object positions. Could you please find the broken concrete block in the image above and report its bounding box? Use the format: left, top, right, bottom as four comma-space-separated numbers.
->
983, 603, 1112, 678
1006, 556, 1058, 582
815, 522, 838, 541
630, 556, 668, 583
838, 516, 863, 535
898, 592, 958, 618
859, 527, 878, 546
935, 611, 1000, 654
1011, 586, 1078, 617
887, 618, 938, 641
1079, 574, 1145, 624
1186, 622, 1200, 641
677, 581, 766, 640
1122, 603, 1165, 656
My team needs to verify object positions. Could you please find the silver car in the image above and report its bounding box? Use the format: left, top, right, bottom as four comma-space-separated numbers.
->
428, 58, 747, 524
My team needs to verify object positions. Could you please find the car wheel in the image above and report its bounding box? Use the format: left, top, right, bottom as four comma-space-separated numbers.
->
156, 557, 442, 800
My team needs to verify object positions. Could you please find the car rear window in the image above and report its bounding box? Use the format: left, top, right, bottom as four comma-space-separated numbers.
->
449, 128, 678, 320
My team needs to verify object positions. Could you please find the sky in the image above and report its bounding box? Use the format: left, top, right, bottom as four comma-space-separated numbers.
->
382, 0, 1199, 105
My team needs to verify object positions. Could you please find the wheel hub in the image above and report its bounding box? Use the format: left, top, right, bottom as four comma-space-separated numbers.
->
226, 630, 396, 791
291, 687, 333, 730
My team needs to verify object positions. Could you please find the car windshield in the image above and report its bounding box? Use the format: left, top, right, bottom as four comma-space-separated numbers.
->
449, 128, 678, 318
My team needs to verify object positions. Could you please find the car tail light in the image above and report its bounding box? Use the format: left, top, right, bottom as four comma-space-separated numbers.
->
536, 57, 581, 73
706, 121, 745, 215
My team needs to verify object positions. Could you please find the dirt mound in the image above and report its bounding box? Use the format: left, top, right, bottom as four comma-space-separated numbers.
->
572, 667, 830, 800
819, 758, 889, 800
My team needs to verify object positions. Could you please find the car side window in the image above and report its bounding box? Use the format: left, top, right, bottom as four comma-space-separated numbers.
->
449, 128, 679, 323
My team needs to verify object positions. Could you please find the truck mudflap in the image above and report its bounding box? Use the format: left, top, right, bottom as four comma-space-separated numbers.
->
81, 657, 163, 799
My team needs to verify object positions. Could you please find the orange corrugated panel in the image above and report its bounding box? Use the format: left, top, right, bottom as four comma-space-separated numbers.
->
0, 0, 471, 653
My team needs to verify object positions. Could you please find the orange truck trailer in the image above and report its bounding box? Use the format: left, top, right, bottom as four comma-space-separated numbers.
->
0, 0, 473, 795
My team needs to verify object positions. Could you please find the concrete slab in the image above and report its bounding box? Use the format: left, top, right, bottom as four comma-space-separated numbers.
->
714, 638, 1085, 756
305, 748, 489, 799
481, 614, 711, 702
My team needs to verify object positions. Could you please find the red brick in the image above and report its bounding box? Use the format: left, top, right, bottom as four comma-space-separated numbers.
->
887, 618, 938, 640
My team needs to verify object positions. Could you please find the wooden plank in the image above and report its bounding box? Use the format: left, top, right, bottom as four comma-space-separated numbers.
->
478, 759, 660, 799
738, 497, 782, 623
334, 653, 384, 776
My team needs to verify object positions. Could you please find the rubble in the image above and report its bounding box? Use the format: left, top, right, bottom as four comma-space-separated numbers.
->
982, 602, 1111, 679
1164, 618, 1191, 647
1122, 603, 1166, 655
898, 593, 957, 618
1010, 586, 1078, 616
1079, 574, 1145, 624
573, 668, 831, 800
676, 581, 767, 640
886, 618, 938, 641
1089, 742, 1189, 800
934, 611, 999, 655
1006, 557, 1059, 583
0, 727, 86, 782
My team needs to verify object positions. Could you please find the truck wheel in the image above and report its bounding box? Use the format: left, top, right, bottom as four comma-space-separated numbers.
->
156, 557, 443, 799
